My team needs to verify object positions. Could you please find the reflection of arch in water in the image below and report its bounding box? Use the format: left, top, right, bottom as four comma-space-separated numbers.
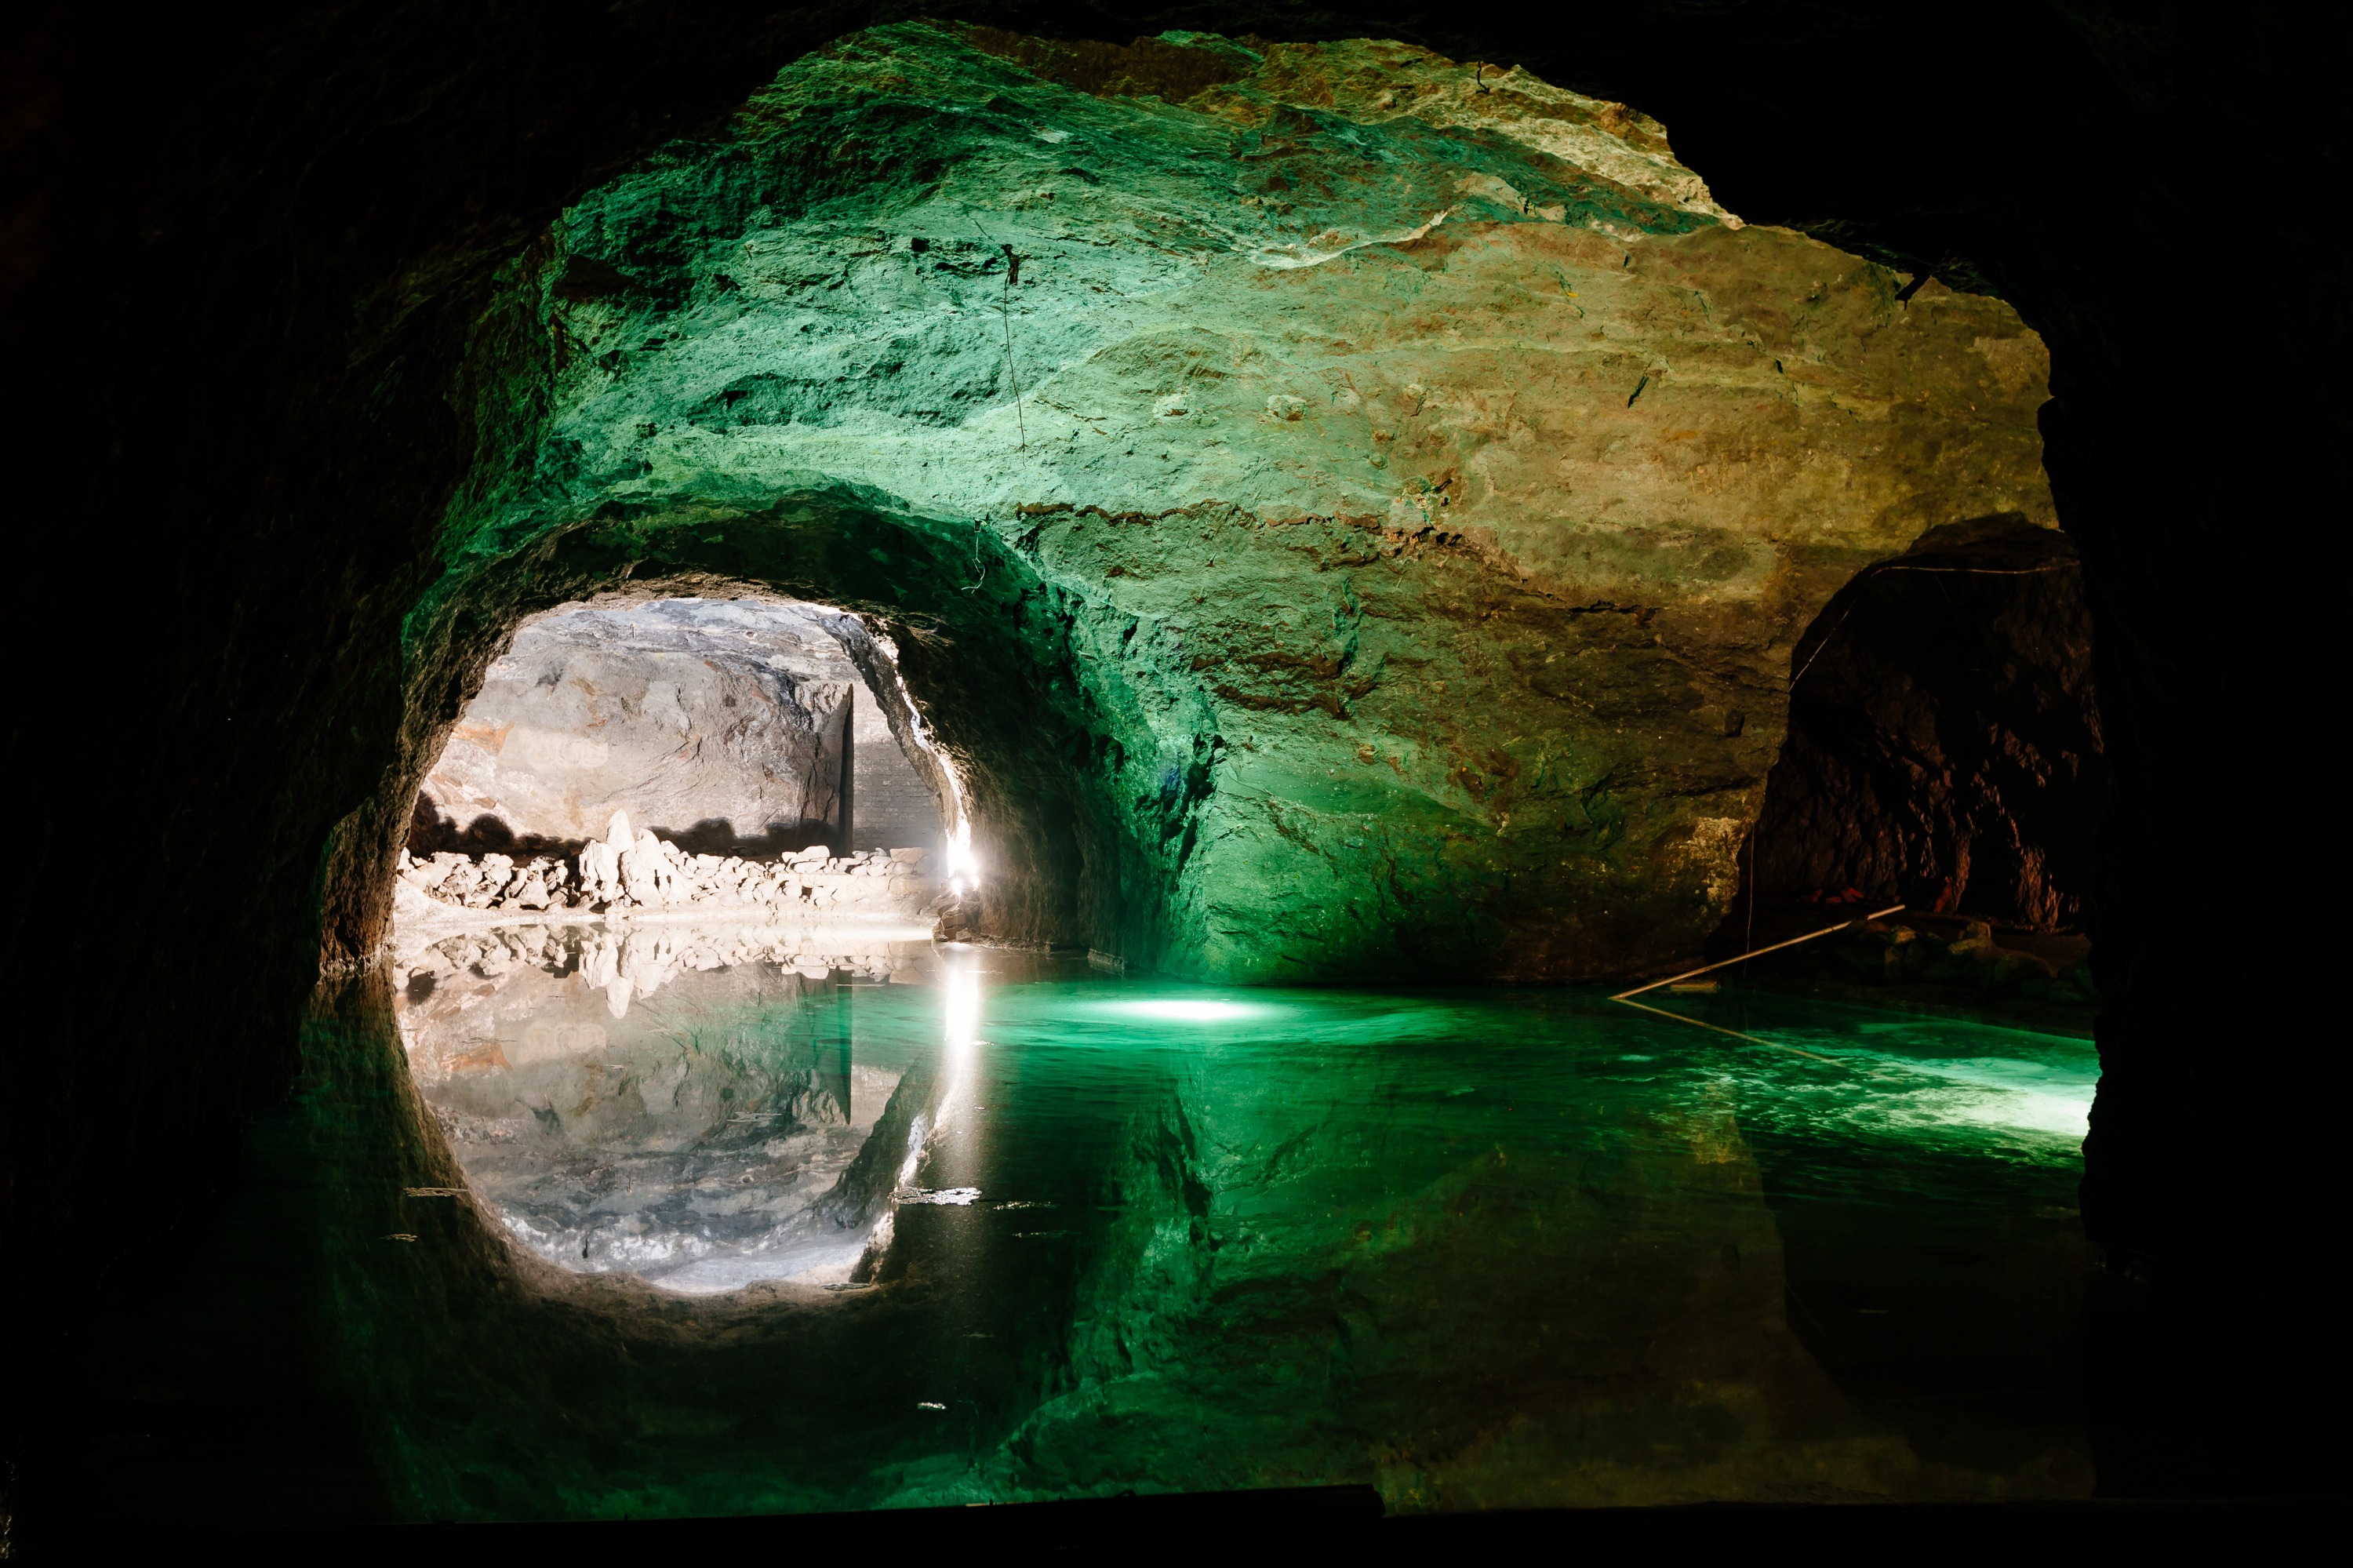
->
398, 922, 941, 1294
315, 965, 1055, 1518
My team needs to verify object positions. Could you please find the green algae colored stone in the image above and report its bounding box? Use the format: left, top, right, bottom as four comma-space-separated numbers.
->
411, 24, 2054, 982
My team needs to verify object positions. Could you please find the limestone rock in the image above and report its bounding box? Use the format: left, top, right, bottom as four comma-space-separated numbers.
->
413, 600, 856, 855
427, 23, 2054, 980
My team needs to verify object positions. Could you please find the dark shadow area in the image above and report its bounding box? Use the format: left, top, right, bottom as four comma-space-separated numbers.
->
1744, 515, 2103, 933
1703, 516, 2107, 1031
1750, 1133, 2093, 1483
406, 786, 859, 862
663, 817, 841, 860
409, 802, 864, 860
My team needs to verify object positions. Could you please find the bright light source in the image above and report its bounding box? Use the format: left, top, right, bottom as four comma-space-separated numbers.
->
944, 818, 980, 886
1106, 999, 1264, 1023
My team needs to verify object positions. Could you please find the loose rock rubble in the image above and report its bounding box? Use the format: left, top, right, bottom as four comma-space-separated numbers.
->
1789, 918, 2097, 1010
396, 809, 939, 922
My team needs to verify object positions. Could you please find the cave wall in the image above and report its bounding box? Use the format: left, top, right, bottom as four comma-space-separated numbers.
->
849, 681, 940, 853
1748, 515, 2102, 931
413, 598, 861, 856
405, 20, 2053, 983
4, 0, 2337, 1512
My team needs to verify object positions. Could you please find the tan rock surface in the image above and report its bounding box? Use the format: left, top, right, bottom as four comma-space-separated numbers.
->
427, 24, 2052, 978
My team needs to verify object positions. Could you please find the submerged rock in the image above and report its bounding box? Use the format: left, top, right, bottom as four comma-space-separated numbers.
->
424, 23, 2053, 980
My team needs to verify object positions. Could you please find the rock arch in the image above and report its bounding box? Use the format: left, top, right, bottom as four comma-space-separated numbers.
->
320, 23, 2058, 986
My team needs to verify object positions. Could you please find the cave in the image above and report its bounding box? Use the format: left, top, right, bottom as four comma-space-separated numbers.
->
4, 1, 2333, 1540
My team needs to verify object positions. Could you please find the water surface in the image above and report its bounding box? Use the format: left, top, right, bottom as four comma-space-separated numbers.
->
108, 924, 2099, 1521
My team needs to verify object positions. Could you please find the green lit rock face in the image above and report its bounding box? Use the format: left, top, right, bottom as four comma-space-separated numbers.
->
424, 23, 2052, 980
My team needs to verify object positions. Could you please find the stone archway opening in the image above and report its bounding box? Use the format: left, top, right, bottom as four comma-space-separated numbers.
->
363, 491, 1169, 1293
386, 588, 995, 1294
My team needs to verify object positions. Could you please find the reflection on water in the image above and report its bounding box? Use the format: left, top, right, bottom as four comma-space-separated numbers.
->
400, 925, 933, 1292
349, 926, 2104, 1513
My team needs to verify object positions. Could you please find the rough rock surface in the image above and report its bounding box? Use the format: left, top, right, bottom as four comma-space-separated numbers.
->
1746, 516, 2101, 930
418, 23, 2053, 980
415, 597, 942, 856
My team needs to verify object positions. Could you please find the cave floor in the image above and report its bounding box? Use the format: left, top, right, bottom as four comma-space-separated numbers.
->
67, 942, 2097, 1525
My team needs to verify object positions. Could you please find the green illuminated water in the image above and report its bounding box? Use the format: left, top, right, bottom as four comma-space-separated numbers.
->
107, 934, 2098, 1521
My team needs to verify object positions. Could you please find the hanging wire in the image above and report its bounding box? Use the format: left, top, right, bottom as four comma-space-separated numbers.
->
959, 216, 1026, 594
965, 215, 1026, 453
962, 519, 986, 594
1740, 824, 1758, 978
998, 242, 1027, 453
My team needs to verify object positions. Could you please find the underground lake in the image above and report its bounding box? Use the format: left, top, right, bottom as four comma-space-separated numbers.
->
89, 936, 2097, 1522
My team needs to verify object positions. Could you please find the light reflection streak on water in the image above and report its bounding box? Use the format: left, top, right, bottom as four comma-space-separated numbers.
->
887, 959, 985, 1210
928, 959, 984, 1191
1610, 989, 2095, 1149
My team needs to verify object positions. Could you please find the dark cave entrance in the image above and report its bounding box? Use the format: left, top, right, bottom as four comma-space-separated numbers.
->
1714, 513, 2105, 1013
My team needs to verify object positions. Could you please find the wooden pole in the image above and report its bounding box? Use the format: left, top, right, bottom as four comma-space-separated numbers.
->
1607, 995, 1840, 1063
1611, 904, 1905, 1000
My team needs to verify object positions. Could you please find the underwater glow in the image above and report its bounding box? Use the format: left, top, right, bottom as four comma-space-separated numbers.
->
1101, 999, 1267, 1023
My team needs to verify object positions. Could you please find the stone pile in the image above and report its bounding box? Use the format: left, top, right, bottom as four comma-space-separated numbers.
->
397, 809, 935, 921
1802, 919, 2096, 1009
